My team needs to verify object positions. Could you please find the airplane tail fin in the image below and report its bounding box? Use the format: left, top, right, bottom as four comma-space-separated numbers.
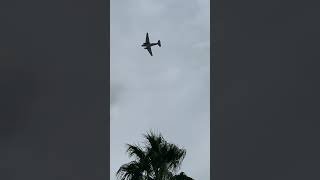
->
158, 40, 161, 47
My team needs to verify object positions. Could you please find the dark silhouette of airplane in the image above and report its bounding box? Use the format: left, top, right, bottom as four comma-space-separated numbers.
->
141, 32, 161, 56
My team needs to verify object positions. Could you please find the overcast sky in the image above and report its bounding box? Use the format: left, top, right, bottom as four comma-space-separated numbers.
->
110, 0, 210, 179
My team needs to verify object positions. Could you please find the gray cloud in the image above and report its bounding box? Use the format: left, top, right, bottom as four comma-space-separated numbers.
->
111, 0, 210, 179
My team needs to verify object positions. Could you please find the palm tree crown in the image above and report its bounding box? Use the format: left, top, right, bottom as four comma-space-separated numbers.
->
116, 131, 194, 180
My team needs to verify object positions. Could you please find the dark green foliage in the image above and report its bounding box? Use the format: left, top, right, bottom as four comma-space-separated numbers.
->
171, 172, 194, 180
116, 131, 194, 180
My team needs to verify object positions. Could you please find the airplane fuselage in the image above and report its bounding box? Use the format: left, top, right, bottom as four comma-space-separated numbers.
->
141, 42, 158, 48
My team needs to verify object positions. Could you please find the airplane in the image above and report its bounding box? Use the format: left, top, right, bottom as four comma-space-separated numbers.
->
141, 32, 161, 56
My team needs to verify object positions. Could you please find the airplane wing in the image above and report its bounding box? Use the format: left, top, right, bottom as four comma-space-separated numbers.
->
145, 33, 150, 44
146, 46, 153, 56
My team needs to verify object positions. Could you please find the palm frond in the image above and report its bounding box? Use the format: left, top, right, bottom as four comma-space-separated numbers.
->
166, 144, 186, 171
171, 172, 194, 180
126, 143, 146, 161
116, 161, 143, 180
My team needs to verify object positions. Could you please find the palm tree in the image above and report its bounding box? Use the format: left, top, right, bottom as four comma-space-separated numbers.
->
171, 172, 194, 180
116, 131, 194, 180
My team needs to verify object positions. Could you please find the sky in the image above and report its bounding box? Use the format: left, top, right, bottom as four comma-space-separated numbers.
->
110, 0, 210, 179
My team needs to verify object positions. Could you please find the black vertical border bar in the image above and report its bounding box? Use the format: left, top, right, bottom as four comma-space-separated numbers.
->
0, 0, 110, 179
94, 0, 110, 178
106, 0, 110, 179
212, 0, 223, 179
